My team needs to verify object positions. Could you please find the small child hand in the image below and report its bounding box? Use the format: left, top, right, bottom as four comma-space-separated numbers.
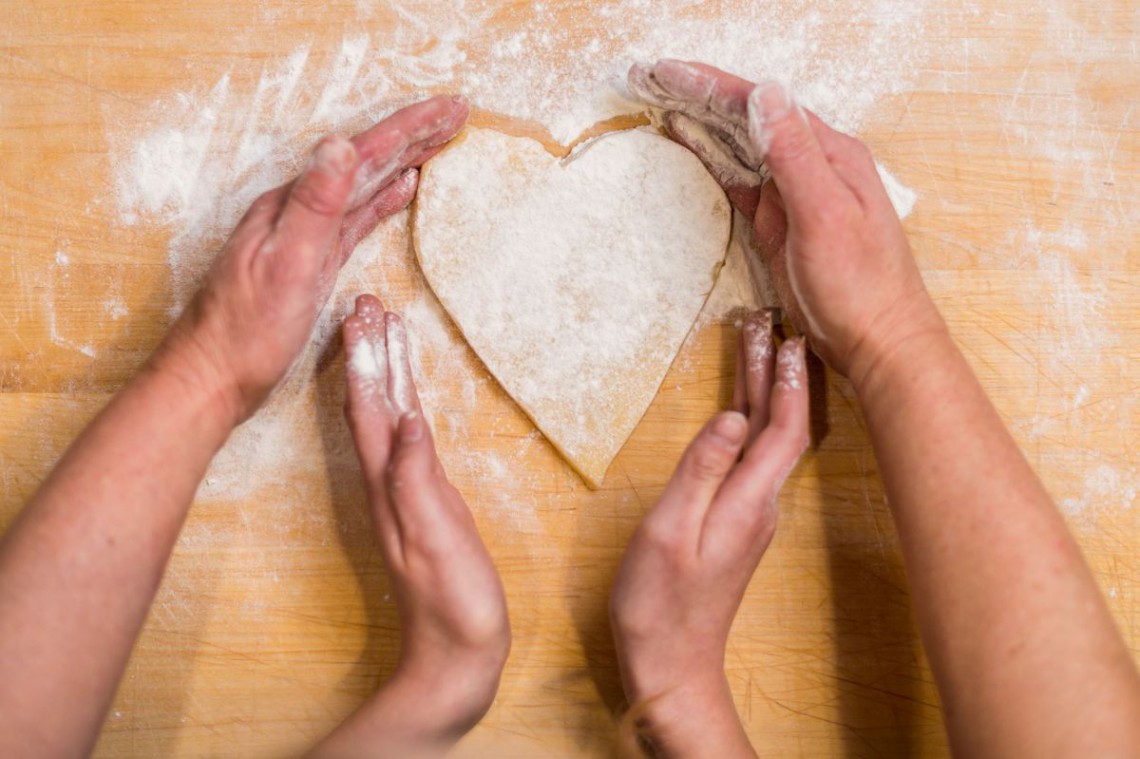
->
312, 294, 509, 758
609, 311, 808, 758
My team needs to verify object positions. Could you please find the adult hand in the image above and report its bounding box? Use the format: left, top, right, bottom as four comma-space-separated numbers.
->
610, 311, 808, 758
313, 294, 509, 757
628, 60, 944, 384
158, 95, 469, 428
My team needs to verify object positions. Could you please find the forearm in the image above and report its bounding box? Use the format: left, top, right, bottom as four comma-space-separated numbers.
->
310, 660, 502, 759
854, 325, 1140, 757
0, 349, 235, 756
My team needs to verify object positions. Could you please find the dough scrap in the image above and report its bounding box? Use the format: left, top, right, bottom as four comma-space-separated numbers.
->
413, 127, 730, 486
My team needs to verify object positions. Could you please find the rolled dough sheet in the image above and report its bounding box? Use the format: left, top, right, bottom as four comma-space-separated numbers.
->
413, 127, 730, 487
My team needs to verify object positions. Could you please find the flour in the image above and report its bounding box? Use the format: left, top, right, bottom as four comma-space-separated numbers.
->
876, 162, 918, 220
776, 339, 805, 391
385, 315, 415, 416
1061, 464, 1138, 519
348, 332, 383, 381
108, 0, 939, 503
470, 1, 930, 144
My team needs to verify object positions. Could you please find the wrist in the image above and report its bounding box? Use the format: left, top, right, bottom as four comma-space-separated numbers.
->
394, 654, 504, 737
846, 294, 951, 402
623, 674, 755, 759
316, 661, 502, 758
146, 323, 245, 435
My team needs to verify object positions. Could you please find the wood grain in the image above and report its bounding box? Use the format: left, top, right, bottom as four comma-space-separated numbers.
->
1, 1, 1136, 757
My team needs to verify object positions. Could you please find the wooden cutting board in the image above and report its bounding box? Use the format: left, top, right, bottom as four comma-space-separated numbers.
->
0, 1, 1136, 756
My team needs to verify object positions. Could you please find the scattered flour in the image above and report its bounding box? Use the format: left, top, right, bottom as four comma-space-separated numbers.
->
876, 162, 919, 220
1061, 464, 1139, 519
105, 0, 957, 508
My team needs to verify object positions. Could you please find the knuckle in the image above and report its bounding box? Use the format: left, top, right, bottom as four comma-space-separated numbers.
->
236, 189, 281, 227
459, 602, 511, 656
385, 457, 415, 497
289, 176, 346, 217
752, 507, 779, 545
639, 520, 681, 553
769, 121, 817, 164
814, 197, 862, 231
849, 139, 875, 167
684, 440, 731, 483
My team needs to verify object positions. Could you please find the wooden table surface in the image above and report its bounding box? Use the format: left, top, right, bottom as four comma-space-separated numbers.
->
1, 1, 1137, 756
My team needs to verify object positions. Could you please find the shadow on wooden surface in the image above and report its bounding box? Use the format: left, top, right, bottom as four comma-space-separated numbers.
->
566, 479, 644, 759
820, 375, 931, 757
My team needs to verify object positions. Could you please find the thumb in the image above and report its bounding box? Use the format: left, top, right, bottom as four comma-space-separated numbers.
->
652, 412, 749, 527
268, 135, 358, 273
747, 82, 842, 227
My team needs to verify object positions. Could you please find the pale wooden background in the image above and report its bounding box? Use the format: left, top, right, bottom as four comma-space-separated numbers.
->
1, 1, 1137, 757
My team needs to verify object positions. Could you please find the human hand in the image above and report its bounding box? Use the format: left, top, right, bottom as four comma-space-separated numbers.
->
609, 311, 808, 758
156, 96, 469, 428
313, 294, 509, 757
628, 60, 944, 384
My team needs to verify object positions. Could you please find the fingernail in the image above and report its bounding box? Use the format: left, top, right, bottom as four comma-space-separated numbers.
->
710, 412, 747, 446
626, 62, 653, 97
312, 135, 357, 176
747, 81, 793, 154
399, 411, 423, 442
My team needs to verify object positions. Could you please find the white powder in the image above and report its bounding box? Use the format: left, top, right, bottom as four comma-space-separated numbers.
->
744, 313, 775, 371
469, 1, 931, 144
1061, 464, 1138, 519
876, 161, 918, 220
385, 316, 415, 416
348, 334, 383, 381
107, 0, 941, 502
776, 340, 805, 391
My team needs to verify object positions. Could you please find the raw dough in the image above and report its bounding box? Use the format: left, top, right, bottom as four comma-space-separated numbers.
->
413, 127, 730, 487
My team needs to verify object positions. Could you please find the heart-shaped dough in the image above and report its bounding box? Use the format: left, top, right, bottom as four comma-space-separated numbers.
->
414, 127, 730, 487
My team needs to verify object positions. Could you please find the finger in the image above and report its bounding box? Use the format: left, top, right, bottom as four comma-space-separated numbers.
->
742, 310, 776, 441
344, 297, 394, 477
349, 95, 468, 209
663, 111, 763, 217
629, 59, 761, 170
266, 135, 358, 277
708, 338, 809, 552
677, 61, 761, 167
752, 182, 808, 327
753, 180, 787, 253
629, 59, 761, 169
731, 328, 747, 415
338, 168, 420, 265
231, 186, 289, 242
344, 301, 404, 562
649, 412, 749, 532
384, 312, 422, 418
386, 412, 454, 548
805, 111, 874, 173
802, 111, 883, 205
746, 82, 848, 227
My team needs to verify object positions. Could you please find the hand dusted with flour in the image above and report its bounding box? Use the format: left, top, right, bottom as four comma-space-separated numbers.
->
414, 127, 731, 486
